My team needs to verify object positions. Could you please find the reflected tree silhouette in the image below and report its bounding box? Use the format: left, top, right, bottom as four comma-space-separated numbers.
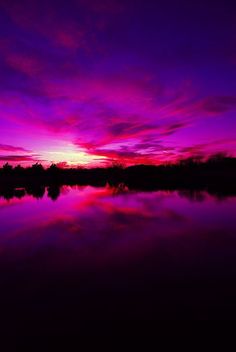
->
25, 185, 45, 199
47, 185, 61, 201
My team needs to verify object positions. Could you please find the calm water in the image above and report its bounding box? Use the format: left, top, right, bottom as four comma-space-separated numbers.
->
1, 185, 236, 333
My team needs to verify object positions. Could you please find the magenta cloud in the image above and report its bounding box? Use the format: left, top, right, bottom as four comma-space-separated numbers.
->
0, 0, 235, 166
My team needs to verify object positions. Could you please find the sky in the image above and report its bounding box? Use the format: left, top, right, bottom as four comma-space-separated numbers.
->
0, 0, 236, 167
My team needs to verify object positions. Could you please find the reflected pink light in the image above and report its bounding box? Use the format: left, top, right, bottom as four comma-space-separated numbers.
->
0, 187, 236, 270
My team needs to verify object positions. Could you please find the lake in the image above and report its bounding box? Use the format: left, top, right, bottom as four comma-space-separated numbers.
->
1, 185, 236, 334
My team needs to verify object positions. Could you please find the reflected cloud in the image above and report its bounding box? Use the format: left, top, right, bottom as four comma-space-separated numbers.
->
0, 185, 236, 270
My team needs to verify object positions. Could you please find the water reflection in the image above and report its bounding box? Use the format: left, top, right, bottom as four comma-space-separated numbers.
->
0, 183, 235, 202
0, 184, 60, 201
0, 185, 235, 264
1, 185, 236, 329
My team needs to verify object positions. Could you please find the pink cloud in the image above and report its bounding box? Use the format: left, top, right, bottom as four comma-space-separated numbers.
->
179, 139, 236, 159
0, 143, 43, 166
5, 53, 44, 77
2, 71, 235, 165
54, 29, 86, 49
0, 155, 43, 163
2, 0, 117, 53
55, 161, 71, 168
198, 96, 236, 115
0, 144, 31, 153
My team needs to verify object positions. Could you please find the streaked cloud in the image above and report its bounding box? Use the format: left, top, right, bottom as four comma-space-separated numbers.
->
0, 0, 235, 166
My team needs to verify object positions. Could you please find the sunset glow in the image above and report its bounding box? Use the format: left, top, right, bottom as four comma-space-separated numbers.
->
0, 0, 235, 166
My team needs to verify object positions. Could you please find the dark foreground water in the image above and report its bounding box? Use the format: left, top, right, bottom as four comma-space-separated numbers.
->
1, 185, 236, 335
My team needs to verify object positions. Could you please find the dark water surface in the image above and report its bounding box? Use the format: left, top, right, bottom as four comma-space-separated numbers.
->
1, 185, 236, 334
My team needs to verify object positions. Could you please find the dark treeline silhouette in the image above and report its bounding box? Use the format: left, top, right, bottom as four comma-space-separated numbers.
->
0, 155, 236, 199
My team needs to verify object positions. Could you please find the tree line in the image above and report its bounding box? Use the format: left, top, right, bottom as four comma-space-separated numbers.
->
0, 155, 235, 197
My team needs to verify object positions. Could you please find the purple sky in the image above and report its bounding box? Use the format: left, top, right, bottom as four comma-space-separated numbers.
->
0, 0, 236, 166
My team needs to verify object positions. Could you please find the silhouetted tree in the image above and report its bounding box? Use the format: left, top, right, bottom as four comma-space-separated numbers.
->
48, 164, 59, 171
14, 165, 25, 177
30, 163, 44, 173
14, 165, 24, 172
2, 163, 13, 173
